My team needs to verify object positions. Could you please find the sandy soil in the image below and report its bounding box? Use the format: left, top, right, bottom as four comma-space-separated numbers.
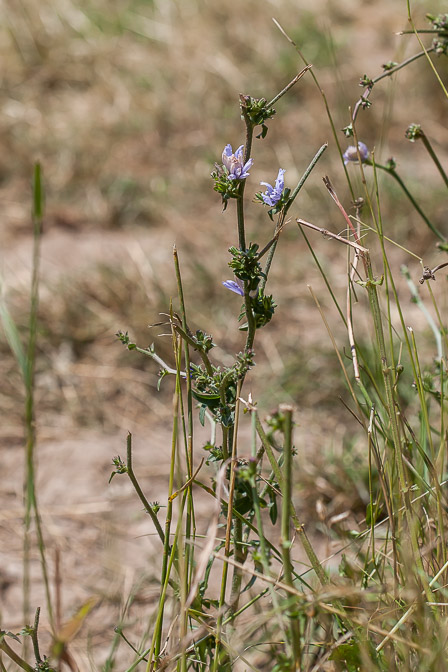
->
1, 0, 446, 668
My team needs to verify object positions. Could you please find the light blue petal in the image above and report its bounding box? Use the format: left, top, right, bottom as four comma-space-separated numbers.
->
275, 169, 286, 191
223, 280, 245, 296
235, 145, 245, 159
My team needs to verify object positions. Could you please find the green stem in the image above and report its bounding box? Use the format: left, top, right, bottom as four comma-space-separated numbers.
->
236, 100, 257, 353
285, 144, 328, 216
406, 1, 448, 98
236, 191, 246, 254
229, 516, 245, 612
173, 246, 195, 672
236, 98, 254, 252
154, 339, 179, 660
246, 409, 290, 646
221, 424, 229, 461
364, 263, 434, 601
352, 49, 433, 124
399, 29, 448, 35
24, 164, 54, 637
244, 285, 257, 352
173, 246, 194, 460
140, 527, 180, 672
171, 325, 214, 376
420, 132, 448, 189
126, 433, 165, 544
0, 640, 33, 672
31, 608, 41, 664
213, 382, 243, 671
266, 66, 312, 108
255, 415, 329, 587
280, 405, 301, 668
372, 161, 446, 242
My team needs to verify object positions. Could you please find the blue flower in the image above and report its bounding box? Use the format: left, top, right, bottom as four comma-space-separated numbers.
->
222, 279, 245, 296
343, 142, 369, 165
260, 169, 286, 206
222, 144, 254, 180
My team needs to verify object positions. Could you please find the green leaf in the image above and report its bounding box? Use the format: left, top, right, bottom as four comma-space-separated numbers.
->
191, 390, 221, 409
329, 642, 361, 669
0, 630, 21, 643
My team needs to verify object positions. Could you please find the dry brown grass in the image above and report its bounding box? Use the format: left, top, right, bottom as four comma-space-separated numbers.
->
0, 0, 447, 666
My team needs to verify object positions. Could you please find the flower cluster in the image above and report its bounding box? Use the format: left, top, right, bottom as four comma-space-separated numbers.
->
405, 124, 423, 142
222, 144, 254, 180
428, 12, 448, 55
211, 143, 254, 209
255, 168, 290, 220
260, 169, 286, 206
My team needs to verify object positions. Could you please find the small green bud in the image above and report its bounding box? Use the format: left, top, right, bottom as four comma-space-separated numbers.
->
405, 123, 423, 142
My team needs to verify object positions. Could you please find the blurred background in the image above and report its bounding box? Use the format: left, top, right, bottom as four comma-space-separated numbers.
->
0, 0, 447, 664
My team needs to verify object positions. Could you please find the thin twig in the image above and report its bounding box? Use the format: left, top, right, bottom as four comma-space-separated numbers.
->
266, 65, 312, 107
297, 219, 368, 254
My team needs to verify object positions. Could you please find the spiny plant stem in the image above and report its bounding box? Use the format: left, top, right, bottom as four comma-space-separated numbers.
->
31, 608, 42, 664
238, 101, 257, 353
229, 516, 244, 611
236, 97, 254, 253
247, 408, 290, 644
243, 281, 256, 352
213, 381, 243, 671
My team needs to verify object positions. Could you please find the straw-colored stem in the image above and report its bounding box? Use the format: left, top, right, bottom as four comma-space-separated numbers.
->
364, 263, 434, 601
254, 414, 329, 587
173, 247, 195, 671
153, 332, 180, 660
